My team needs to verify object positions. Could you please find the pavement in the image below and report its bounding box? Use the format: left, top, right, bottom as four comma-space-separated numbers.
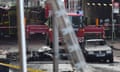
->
107, 39, 120, 50
106, 39, 120, 62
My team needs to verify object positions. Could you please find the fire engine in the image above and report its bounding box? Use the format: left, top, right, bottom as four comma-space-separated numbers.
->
84, 25, 105, 39
45, 0, 88, 48
0, 2, 17, 38
76, 25, 105, 50
0, 1, 50, 40
25, 6, 49, 39
46, 12, 85, 48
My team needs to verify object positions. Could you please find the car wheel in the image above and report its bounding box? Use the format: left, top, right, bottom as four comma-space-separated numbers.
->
105, 58, 113, 63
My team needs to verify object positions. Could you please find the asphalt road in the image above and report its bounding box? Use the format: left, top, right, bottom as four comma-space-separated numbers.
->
1, 38, 120, 62
1, 38, 120, 72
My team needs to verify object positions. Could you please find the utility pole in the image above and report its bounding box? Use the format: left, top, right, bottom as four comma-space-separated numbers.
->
53, 14, 59, 72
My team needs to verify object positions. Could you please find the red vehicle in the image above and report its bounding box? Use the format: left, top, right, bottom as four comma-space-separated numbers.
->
25, 6, 49, 39
77, 25, 105, 51
26, 25, 49, 39
47, 13, 85, 48
0, 4, 17, 38
47, 15, 105, 49
0, 2, 50, 40
84, 25, 105, 39
67, 13, 85, 43
43, 0, 86, 48
24, 1, 52, 40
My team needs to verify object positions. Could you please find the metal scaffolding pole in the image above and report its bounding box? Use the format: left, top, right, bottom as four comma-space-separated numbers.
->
16, 0, 27, 72
68, 0, 71, 12
74, 0, 78, 12
53, 15, 59, 72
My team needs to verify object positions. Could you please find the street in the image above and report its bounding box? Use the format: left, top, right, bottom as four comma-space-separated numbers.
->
0, 0, 120, 72
0, 38, 120, 72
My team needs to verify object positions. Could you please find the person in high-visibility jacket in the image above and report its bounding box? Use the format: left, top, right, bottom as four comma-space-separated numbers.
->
96, 18, 99, 27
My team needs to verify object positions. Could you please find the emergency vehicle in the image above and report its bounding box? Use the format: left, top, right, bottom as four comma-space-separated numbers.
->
0, 2, 17, 38
0, 1, 50, 40
25, 6, 49, 39
80, 25, 113, 63
76, 25, 105, 52
46, 12, 85, 48
46, 0, 86, 48
84, 25, 105, 39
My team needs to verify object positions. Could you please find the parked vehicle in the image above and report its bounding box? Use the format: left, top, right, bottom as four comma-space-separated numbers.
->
84, 39, 113, 63
59, 48, 70, 60
47, 48, 70, 60
0, 1, 49, 40
27, 51, 53, 61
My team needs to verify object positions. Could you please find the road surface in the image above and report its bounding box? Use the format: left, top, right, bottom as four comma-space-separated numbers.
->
0, 38, 120, 72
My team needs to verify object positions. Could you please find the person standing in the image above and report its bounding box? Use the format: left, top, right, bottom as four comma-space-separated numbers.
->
76, 7, 84, 16
76, 7, 85, 28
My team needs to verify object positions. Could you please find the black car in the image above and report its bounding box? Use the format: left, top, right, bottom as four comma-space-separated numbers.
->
27, 51, 53, 61
47, 48, 70, 60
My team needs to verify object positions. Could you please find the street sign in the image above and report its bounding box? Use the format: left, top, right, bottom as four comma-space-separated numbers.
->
113, 2, 119, 13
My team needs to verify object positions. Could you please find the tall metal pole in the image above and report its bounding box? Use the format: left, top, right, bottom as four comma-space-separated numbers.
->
112, 0, 115, 41
68, 0, 71, 12
74, 0, 78, 12
82, 0, 85, 15
16, 0, 27, 72
53, 15, 59, 72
